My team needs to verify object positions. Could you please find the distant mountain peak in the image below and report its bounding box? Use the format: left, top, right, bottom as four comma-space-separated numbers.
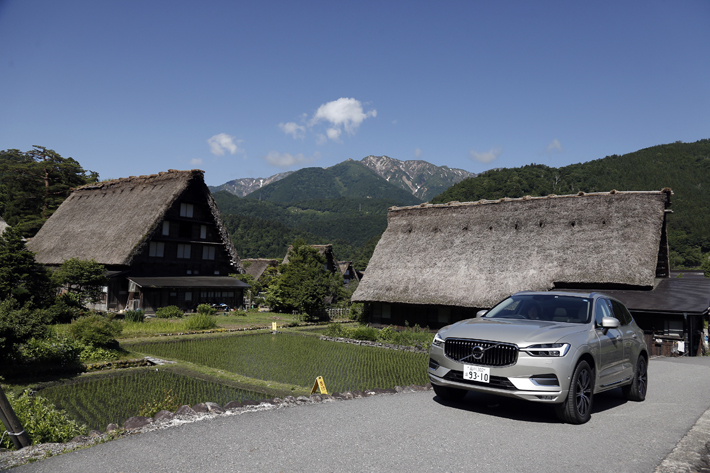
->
360, 155, 475, 201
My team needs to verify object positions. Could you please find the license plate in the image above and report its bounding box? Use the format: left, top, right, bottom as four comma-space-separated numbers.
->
463, 365, 490, 383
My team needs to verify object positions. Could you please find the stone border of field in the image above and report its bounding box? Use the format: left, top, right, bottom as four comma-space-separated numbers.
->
318, 335, 429, 353
0, 384, 431, 469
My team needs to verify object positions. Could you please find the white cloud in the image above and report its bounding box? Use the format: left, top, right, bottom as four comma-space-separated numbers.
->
207, 133, 242, 156
309, 97, 377, 141
414, 148, 422, 158
263, 151, 317, 168
190, 158, 203, 166
279, 122, 306, 139
546, 139, 563, 154
316, 133, 328, 146
470, 147, 502, 164
326, 127, 342, 141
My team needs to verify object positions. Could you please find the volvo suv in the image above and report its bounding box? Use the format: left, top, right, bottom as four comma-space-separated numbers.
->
428, 291, 648, 424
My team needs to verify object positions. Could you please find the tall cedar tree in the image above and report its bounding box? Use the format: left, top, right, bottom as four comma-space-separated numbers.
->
0, 227, 55, 307
0, 146, 98, 237
51, 258, 108, 306
266, 240, 342, 319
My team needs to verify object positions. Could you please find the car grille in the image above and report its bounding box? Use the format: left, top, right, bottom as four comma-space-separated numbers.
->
444, 338, 518, 367
443, 371, 516, 390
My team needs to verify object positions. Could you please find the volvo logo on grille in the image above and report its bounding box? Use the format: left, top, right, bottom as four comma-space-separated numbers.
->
472, 346, 484, 360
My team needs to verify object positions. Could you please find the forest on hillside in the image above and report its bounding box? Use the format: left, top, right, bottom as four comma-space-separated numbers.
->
432, 139, 710, 268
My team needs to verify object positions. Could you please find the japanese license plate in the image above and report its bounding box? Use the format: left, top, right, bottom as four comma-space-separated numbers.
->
463, 365, 490, 383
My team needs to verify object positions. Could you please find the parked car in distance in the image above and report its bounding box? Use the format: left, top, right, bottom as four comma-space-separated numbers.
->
428, 291, 648, 424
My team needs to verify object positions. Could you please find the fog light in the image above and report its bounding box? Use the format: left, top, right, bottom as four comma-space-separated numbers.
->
429, 359, 440, 370
536, 395, 556, 400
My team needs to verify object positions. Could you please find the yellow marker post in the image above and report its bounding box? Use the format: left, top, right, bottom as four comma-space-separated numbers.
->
310, 376, 328, 395
272, 322, 277, 331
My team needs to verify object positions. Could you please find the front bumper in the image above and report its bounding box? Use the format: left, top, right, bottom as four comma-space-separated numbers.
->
428, 344, 578, 403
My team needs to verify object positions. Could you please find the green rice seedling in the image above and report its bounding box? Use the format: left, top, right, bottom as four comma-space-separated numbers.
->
132, 333, 428, 393
39, 369, 268, 431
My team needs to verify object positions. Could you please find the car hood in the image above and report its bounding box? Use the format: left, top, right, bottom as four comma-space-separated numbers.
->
439, 317, 587, 346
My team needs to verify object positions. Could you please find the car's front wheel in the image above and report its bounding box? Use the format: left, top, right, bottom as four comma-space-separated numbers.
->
555, 360, 594, 424
432, 383, 467, 401
622, 355, 647, 402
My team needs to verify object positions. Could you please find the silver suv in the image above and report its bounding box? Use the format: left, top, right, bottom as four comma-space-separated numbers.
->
428, 291, 648, 424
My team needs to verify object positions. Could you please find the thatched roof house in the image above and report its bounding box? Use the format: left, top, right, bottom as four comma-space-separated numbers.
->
28, 169, 248, 313
242, 258, 279, 280
353, 190, 673, 328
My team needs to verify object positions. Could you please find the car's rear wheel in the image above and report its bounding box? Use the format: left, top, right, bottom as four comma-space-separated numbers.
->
432, 383, 467, 401
622, 355, 647, 402
555, 360, 594, 424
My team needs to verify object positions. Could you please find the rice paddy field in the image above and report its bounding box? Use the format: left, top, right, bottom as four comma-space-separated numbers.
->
39, 369, 269, 431
131, 332, 429, 393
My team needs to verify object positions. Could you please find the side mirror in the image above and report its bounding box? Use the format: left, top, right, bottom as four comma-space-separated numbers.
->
476, 310, 488, 318
601, 317, 620, 329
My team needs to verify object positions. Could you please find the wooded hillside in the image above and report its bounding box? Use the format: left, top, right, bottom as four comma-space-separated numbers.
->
432, 139, 710, 268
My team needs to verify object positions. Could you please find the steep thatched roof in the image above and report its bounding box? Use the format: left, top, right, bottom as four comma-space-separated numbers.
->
27, 169, 242, 269
353, 190, 672, 309
241, 258, 279, 279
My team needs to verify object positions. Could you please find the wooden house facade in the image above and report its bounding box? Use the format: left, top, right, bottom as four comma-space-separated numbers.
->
27, 169, 249, 313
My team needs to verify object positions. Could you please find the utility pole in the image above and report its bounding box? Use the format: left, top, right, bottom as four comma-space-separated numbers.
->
0, 386, 30, 449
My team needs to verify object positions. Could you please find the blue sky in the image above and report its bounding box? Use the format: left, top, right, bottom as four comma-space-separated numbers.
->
1, 1, 708, 187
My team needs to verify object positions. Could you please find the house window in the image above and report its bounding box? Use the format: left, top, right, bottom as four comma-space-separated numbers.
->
202, 246, 216, 260
214, 270, 219, 275
177, 243, 191, 259
149, 242, 165, 257
162, 221, 170, 236
382, 303, 391, 320
180, 203, 194, 218
200, 225, 207, 239
185, 292, 192, 301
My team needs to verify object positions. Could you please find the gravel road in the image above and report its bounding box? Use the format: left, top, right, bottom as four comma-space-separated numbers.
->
9, 356, 710, 473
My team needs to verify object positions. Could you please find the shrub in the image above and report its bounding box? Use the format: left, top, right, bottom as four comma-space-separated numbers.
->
350, 325, 378, 341
0, 298, 50, 363
69, 314, 122, 347
78, 343, 119, 362
182, 313, 217, 331
196, 304, 217, 316
0, 390, 87, 449
324, 323, 348, 338
349, 303, 365, 323
124, 309, 145, 323
155, 306, 184, 319
19, 337, 82, 366
138, 388, 181, 418
45, 294, 88, 324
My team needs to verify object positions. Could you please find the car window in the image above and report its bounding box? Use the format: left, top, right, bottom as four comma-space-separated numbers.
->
610, 300, 632, 326
594, 299, 613, 327
485, 294, 591, 323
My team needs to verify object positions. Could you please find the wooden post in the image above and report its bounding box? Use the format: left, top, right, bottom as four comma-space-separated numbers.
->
0, 386, 31, 449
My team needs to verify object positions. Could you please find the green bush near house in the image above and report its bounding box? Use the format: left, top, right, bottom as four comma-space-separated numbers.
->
155, 306, 184, 319
123, 309, 145, 323
69, 314, 122, 347
183, 313, 218, 331
196, 304, 217, 316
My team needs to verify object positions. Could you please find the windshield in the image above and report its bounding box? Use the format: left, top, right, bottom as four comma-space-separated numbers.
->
484, 294, 591, 324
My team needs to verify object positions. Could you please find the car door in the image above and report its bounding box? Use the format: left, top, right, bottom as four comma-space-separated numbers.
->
610, 299, 638, 380
595, 298, 627, 389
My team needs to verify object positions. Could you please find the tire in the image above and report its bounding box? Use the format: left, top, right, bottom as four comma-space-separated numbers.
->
622, 355, 648, 402
555, 360, 594, 424
432, 383, 467, 401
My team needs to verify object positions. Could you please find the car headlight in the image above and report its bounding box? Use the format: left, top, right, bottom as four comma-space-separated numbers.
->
523, 343, 570, 357
432, 333, 445, 347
